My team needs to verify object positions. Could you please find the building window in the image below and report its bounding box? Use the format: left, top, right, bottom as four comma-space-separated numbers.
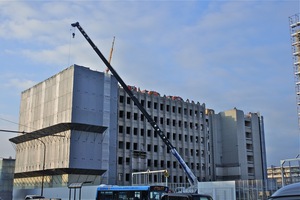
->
127, 97, 131, 105
154, 160, 158, 167
141, 128, 144, 136
147, 101, 151, 108
190, 122, 193, 129
126, 142, 130, 149
126, 112, 131, 119
119, 141, 124, 149
160, 117, 164, 125
119, 95, 124, 103
184, 108, 187, 115
160, 104, 164, 111
154, 102, 158, 109
167, 132, 170, 139
126, 173, 130, 181
134, 128, 138, 135
119, 126, 123, 133
134, 113, 138, 120
118, 157, 123, 164
190, 136, 193, 142
119, 110, 124, 118
133, 143, 138, 150
126, 127, 130, 134
172, 106, 176, 113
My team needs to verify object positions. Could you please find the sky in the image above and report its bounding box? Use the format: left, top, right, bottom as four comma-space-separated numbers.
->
0, 0, 299, 167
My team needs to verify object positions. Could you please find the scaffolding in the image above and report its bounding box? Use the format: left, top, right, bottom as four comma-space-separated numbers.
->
289, 13, 300, 128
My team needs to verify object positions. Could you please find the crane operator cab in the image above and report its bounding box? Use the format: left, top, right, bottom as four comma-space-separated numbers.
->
161, 193, 213, 200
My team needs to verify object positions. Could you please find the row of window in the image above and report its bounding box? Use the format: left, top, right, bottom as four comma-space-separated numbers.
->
118, 173, 194, 183
117, 157, 205, 170
119, 95, 203, 117
118, 141, 206, 156
118, 126, 207, 143
119, 111, 206, 130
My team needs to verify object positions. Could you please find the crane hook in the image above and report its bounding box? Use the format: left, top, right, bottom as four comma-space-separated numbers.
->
72, 32, 75, 38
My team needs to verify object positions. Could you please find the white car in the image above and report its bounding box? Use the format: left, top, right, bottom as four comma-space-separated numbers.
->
24, 195, 45, 199
268, 182, 300, 199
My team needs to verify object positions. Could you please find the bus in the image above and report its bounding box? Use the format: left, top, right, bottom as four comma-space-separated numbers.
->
96, 185, 169, 200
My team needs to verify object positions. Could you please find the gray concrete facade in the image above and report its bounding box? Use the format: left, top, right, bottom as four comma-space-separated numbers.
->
0, 158, 15, 200
211, 108, 267, 181
117, 87, 212, 185
11, 65, 118, 189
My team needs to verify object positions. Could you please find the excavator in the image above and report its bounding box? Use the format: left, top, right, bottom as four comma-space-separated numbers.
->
71, 22, 202, 194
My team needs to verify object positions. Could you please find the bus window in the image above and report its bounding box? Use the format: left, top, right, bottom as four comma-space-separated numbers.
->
150, 191, 162, 200
97, 191, 114, 200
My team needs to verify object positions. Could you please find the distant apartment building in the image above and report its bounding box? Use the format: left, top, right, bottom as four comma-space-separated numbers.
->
268, 165, 300, 186
0, 157, 15, 200
10, 65, 267, 192
209, 108, 267, 181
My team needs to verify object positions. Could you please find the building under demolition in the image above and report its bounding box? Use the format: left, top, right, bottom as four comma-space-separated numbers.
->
9, 64, 267, 197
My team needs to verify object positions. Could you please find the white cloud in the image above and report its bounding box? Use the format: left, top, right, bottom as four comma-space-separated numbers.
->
5, 78, 36, 91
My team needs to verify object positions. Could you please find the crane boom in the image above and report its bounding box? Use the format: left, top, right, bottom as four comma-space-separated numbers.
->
71, 22, 198, 187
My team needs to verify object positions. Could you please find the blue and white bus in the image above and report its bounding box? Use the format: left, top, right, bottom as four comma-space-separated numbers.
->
95, 185, 169, 200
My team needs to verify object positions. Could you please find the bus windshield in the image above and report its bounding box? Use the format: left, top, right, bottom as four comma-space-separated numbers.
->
96, 185, 168, 200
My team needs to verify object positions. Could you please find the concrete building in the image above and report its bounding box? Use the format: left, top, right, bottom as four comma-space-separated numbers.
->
10, 65, 118, 190
210, 108, 267, 181
10, 65, 267, 196
117, 86, 212, 185
0, 157, 15, 200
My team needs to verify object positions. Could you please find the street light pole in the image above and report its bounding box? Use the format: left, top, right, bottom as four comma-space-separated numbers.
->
37, 138, 46, 197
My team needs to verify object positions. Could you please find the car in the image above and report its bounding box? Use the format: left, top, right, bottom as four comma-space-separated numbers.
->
268, 182, 300, 199
24, 195, 45, 199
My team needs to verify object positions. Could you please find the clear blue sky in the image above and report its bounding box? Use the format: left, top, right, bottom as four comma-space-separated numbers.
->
0, 1, 299, 167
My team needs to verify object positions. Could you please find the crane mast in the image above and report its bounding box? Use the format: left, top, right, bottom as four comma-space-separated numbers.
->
71, 22, 199, 187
